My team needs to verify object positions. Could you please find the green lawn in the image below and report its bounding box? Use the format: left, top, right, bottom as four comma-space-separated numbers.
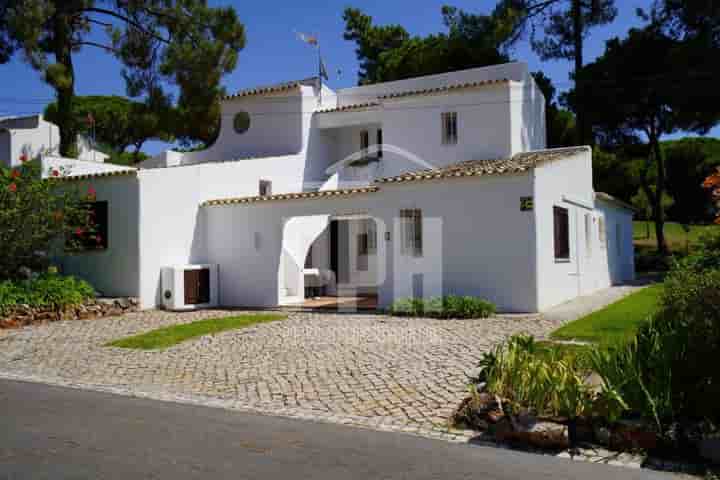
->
107, 313, 286, 350
550, 284, 663, 344
633, 221, 718, 254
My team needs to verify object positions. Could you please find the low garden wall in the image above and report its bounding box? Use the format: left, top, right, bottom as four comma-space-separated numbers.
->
0, 297, 139, 329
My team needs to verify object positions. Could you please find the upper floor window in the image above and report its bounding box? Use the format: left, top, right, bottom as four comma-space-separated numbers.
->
360, 130, 370, 158
553, 206, 570, 261
376, 129, 383, 158
259, 179, 272, 197
441, 112, 458, 145
400, 209, 423, 257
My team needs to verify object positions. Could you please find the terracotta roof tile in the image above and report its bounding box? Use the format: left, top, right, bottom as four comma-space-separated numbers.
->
375, 146, 590, 184
316, 102, 380, 114
377, 78, 509, 100
222, 77, 317, 100
51, 169, 137, 182
203, 186, 379, 207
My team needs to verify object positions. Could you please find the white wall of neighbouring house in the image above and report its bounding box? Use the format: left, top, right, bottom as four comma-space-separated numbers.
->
510, 77, 547, 155
56, 175, 141, 298
205, 171, 538, 313
1, 116, 59, 168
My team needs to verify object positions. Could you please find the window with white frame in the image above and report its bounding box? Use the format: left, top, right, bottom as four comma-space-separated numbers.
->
441, 112, 458, 145
553, 206, 570, 261
259, 179, 272, 197
400, 209, 423, 257
598, 217, 607, 249
585, 213, 593, 257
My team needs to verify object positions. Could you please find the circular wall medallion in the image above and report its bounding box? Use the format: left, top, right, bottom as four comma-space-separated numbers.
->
233, 111, 250, 134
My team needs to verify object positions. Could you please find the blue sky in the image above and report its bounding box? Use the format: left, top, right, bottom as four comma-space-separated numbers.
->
1, 0, 716, 154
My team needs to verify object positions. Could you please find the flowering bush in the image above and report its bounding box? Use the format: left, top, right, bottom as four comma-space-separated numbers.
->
703, 167, 720, 224
0, 161, 95, 280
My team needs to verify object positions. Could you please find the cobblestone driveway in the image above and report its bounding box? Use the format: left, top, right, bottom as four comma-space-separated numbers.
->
0, 309, 566, 439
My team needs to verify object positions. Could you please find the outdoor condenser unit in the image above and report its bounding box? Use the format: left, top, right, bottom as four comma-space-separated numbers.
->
161, 264, 218, 311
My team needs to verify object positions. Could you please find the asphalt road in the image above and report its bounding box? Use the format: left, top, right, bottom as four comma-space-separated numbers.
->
0, 379, 670, 480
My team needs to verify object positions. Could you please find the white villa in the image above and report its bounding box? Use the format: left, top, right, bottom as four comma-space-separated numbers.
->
49, 62, 635, 313
1, 114, 109, 168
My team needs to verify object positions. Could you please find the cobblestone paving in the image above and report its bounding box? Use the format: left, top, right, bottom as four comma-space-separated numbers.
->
0, 309, 566, 439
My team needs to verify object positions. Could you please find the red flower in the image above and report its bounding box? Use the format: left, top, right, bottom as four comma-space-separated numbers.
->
95, 235, 102, 244
87, 186, 96, 199
75, 228, 84, 236
10, 169, 20, 179
7, 183, 17, 193
19, 153, 28, 163
51, 169, 60, 177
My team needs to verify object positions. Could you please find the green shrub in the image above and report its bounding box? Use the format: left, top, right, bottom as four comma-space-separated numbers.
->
389, 295, 495, 319
476, 335, 601, 419
675, 230, 720, 273
1, 162, 95, 280
590, 265, 720, 428
0, 273, 95, 314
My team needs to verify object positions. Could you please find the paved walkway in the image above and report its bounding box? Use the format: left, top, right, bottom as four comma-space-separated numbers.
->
0, 285, 645, 441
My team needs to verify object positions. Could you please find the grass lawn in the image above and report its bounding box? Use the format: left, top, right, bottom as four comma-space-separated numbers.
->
550, 284, 663, 344
107, 313, 286, 350
633, 221, 718, 254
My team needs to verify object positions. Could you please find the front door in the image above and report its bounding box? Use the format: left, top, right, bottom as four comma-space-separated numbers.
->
184, 268, 210, 305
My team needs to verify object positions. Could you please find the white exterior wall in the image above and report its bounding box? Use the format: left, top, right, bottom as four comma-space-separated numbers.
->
1, 117, 59, 167
379, 86, 514, 177
205, 173, 537, 312
41, 156, 134, 178
510, 76, 546, 154
335, 62, 529, 107
136, 155, 311, 308
595, 200, 636, 285
532, 147, 634, 311
56, 175, 141, 298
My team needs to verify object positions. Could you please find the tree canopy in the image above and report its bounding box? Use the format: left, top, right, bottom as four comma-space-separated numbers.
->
44, 95, 172, 162
0, 1, 245, 156
491, 0, 617, 144
572, 26, 719, 252
342, 6, 510, 85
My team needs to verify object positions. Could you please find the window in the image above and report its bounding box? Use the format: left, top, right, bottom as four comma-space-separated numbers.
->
441, 112, 458, 145
356, 219, 377, 271
360, 130, 370, 158
400, 209, 423, 257
553, 206, 570, 261
233, 111, 250, 134
376, 129, 383, 158
585, 214, 592, 257
69, 201, 108, 251
598, 217, 607, 249
259, 179, 272, 197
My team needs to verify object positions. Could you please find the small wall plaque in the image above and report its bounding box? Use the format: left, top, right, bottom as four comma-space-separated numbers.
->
520, 196, 534, 211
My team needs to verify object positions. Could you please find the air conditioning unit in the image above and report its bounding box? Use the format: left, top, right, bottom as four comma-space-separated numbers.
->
161, 264, 219, 311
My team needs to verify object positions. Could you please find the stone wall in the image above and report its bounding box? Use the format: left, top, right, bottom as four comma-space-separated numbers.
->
0, 297, 139, 329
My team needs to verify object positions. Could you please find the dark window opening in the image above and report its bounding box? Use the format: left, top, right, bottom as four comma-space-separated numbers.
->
553, 206, 570, 261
